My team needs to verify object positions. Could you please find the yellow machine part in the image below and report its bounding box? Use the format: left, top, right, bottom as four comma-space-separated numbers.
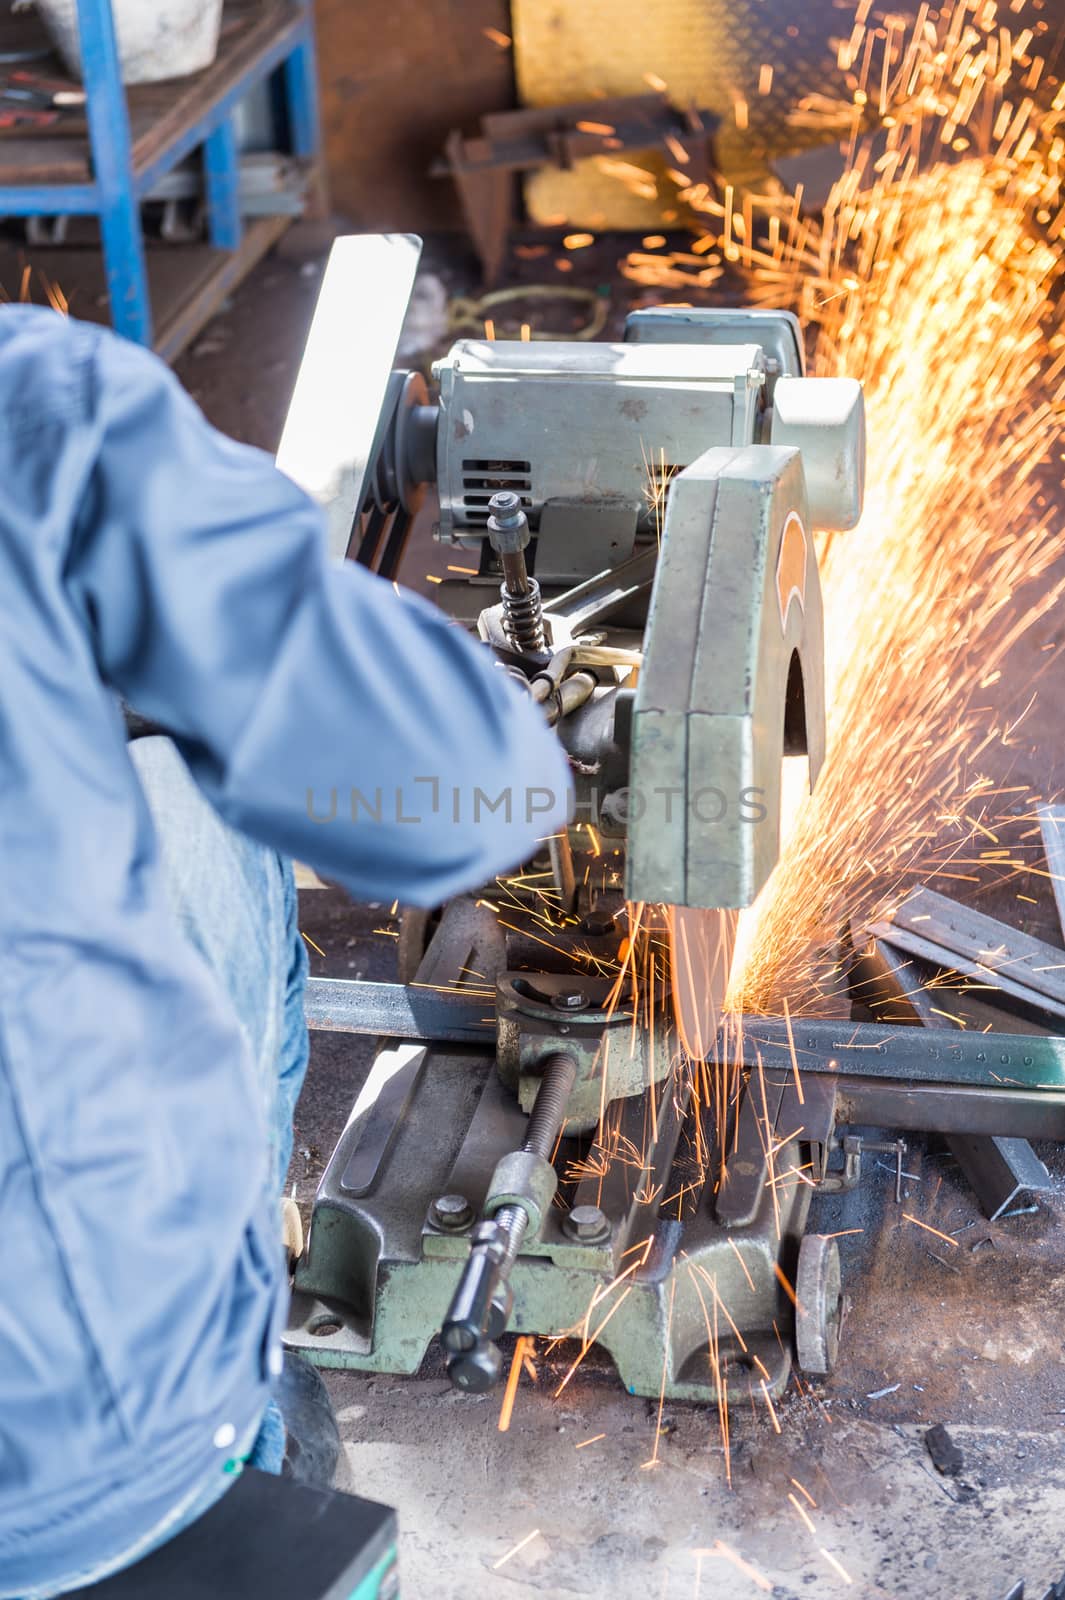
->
512, 0, 850, 228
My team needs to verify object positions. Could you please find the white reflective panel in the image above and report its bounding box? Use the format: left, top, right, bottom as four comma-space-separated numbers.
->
276, 233, 422, 561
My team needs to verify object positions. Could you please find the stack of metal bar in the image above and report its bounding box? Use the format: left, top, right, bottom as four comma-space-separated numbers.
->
843, 805, 1065, 1218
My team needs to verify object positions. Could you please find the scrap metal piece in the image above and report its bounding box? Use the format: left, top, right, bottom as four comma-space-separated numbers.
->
851, 919, 1055, 1217
431, 94, 717, 284
867, 885, 1065, 1027
850, 928, 1054, 1034
1039, 804, 1065, 944
924, 1423, 964, 1477
946, 1133, 1051, 1222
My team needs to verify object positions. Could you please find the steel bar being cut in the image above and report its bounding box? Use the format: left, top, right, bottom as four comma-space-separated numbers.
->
304, 976, 1065, 1094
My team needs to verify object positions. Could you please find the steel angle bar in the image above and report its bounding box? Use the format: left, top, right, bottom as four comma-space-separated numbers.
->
848, 929, 1056, 1211
947, 1133, 1051, 1221
305, 977, 492, 1044
733, 1016, 1065, 1091
1040, 805, 1065, 947
868, 885, 1065, 1022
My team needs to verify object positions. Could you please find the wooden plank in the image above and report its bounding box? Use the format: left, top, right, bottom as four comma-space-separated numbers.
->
0, 138, 88, 186
0, 214, 291, 361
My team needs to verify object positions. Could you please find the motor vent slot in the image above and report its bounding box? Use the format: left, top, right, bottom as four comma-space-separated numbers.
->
461, 459, 532, 525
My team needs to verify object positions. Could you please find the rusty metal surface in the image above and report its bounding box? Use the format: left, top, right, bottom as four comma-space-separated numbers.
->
432, 95, 716, 281
314, 0, 514, 233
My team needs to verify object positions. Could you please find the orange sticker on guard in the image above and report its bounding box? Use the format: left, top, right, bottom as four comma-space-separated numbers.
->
775, 511, 808, 632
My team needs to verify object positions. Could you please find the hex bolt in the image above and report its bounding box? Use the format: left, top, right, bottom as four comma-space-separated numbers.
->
563, 1204, 611, 1244
486, 489, 527, 542
430, 1193, 473, 1232
551, 988, 588, 1011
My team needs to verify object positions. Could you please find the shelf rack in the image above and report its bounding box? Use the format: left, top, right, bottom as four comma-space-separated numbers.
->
0, 0, 321, 356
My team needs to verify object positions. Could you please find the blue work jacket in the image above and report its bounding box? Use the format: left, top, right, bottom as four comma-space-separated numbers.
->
0, 308, 571, 1591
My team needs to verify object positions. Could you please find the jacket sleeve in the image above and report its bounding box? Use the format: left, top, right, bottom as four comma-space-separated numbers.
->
69, 330, 573, 907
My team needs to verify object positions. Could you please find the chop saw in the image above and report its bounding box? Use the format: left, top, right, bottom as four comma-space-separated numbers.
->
278, 233, 867, 1401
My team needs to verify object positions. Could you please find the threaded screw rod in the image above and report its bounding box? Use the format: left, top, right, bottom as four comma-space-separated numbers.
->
486, 490, 546, 653
494, 1050, 578, 1272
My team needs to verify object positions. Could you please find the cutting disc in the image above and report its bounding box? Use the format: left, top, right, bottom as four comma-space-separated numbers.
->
667, 904, 737, 1060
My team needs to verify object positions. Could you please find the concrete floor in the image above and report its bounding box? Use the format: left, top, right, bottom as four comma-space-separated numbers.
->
174, 229, 1065, 1600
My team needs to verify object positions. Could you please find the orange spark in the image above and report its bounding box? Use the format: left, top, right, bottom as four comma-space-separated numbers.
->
902, 1212, 958, 1247
696, 1542, 772, 1592
497, 1335, 530, 1432
492, 1529, 540, 1570
820, 1547, 855, 1585
788, 1490, 817, 1534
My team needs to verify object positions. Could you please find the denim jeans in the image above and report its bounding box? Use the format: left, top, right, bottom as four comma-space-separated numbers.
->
23, 737, 309, 1599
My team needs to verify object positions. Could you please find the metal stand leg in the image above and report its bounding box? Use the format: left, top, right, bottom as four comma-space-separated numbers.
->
283, 22, 321, 161
78, 0, 151, 344
98, 191, 152, 344
204, 116, 242, 251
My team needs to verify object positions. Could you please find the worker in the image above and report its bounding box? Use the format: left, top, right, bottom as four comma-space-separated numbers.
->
0, 306, 572, 1599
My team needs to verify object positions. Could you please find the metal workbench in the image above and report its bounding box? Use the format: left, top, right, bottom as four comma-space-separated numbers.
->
0, 0, 321, 357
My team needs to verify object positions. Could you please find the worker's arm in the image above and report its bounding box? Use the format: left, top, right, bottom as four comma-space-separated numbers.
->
67, 325, 572, 907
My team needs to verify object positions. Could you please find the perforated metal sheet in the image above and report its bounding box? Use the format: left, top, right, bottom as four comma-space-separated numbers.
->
512, 0, 849, 226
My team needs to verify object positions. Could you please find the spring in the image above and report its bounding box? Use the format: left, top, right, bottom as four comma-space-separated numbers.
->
500, 578, 546, 653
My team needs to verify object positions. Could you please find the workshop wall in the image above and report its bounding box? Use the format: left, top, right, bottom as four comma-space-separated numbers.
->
315, 0, 514, 229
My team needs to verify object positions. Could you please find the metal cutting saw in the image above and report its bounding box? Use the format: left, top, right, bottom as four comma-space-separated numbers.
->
278, 232, 867, 1401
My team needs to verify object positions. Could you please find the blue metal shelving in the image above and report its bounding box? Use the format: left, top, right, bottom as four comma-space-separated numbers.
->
0, 0, 321, 350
